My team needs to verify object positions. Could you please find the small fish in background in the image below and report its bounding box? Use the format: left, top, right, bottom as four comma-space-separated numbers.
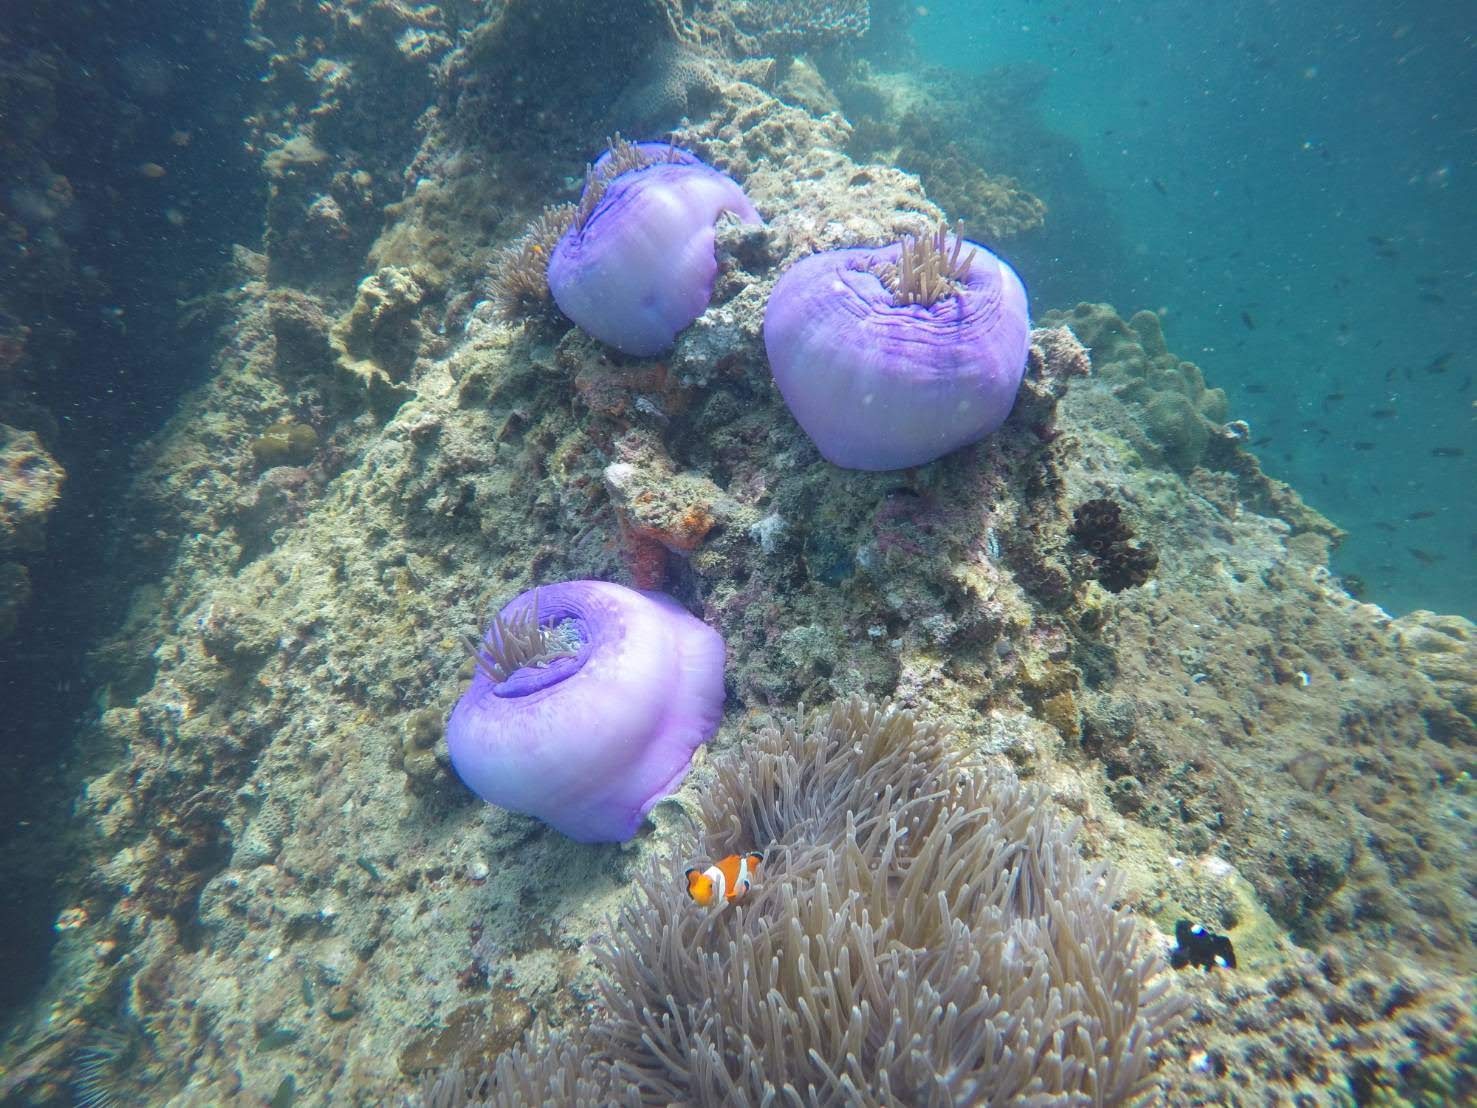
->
1409, 548, 1443, 566
1252, 435, 1273, 447
1374, 522, 1397, 533
1151, 177, 1168, 195
1244, 383, 1268, 394
1407, 509, 1436, 520
685, 851, 764, 908
1352, 441, 1376, 451
1430, 446, 1464, 457
1422, 352, 1454, 375
138, 161, 167, 179
1418, 292, 1446, 304
1366, 234, 1398, 260
1370, 408, 1397, 419
1322, 391, 1345, 404
1240, 310, 1256, 330
1169, 920, 1236, 971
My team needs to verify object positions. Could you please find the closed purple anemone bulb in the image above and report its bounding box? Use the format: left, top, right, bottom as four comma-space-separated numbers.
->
548, 140, 761, 356
446, 580, 725, 843
763, 224, 1031, 471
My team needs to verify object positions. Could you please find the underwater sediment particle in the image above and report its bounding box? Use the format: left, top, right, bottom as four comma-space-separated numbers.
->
434, 696, 1184, 1104
763, 222, 1030, 470
446, 580, 726, 843
547, 139, 761, 356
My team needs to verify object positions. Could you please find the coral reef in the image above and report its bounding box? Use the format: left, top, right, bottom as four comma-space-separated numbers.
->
331, 265, 427, 384
1391, 609, 1477, 726
424, 697, 1184, 1104
1, 3, 1471, 1105
1050, 303, 1232, 473
729, 0, 871, 52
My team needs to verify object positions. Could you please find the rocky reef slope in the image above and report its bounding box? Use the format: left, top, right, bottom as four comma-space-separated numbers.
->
1, 2, 1471, 1105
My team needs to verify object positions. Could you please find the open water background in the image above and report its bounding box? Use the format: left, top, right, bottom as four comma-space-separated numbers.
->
916, 0, 1475, 618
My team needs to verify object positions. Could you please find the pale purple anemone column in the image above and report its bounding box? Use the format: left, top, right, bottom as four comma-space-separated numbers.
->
547, 142, 761, 356
446, 580, 726, 843
763, 238, 1031, 470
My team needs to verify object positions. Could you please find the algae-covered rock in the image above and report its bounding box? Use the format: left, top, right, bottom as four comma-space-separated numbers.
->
1048, 303, 1231, 472
10, 6, 1474, 1106
1392, 610, 1477, 726
1143, 390, 1210, 471
249, 419, 318, 467
0, 423, 65, 553
331, 265, 425, 384
0, 423, 64, 639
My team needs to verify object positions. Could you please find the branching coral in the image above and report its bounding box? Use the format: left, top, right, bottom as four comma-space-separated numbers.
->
422, 697, 1185, 1105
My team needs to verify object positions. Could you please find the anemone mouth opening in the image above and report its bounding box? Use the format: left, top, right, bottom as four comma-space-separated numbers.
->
863, 219, 978, 308
461, 595, 587, 694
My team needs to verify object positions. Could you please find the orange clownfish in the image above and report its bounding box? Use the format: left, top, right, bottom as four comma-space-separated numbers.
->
685, 852, 764, 907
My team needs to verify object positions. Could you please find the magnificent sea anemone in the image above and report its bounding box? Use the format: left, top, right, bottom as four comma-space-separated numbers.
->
446, 580, 726, 843
424, 697, 1185, 1103
763, 222, 1030, 470
547, 138, 761, 356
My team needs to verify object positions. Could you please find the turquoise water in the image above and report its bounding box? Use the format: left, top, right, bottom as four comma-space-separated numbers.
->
916, 0, 1475, 617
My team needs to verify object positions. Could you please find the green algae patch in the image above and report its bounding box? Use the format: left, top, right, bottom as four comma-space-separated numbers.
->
396, 994, 534, 1078
250, 420, 318, 467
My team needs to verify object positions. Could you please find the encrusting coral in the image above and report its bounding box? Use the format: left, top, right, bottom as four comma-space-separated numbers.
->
421, 697, 1186, 1105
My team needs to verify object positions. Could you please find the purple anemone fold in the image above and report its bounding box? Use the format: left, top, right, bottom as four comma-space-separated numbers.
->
547, 142, 761, 356
446, 580, 726, 844
763, 235, 1031, 471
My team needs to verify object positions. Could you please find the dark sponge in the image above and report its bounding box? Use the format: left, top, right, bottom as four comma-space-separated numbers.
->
1070, 498, 1158, 592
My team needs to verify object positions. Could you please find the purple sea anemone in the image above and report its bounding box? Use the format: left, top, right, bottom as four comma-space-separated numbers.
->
547, 139, 761, 356
446, 580, 726, 843
763, 223, 1030, 470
